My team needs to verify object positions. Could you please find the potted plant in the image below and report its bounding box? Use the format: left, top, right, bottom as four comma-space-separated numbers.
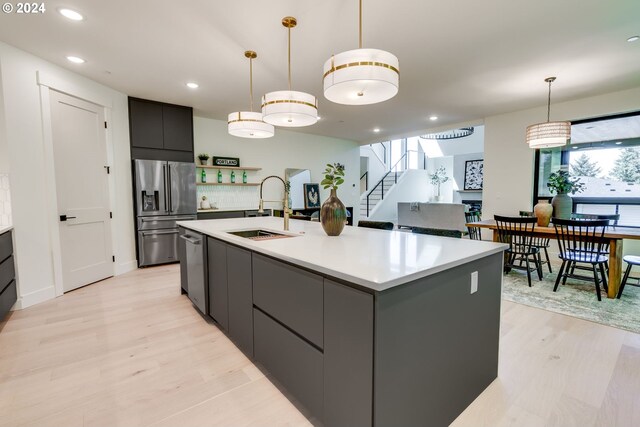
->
320, 163, 347, 236
429, 166, 450, 201
197, 153, 210, 166
547, 169, 585, 219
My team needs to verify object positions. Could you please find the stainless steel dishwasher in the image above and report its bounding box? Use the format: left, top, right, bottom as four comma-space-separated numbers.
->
180, 231, 208, 315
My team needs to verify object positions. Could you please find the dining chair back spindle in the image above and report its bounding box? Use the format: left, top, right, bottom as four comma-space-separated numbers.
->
552, 218, 609, 301
464, 211, 482, 240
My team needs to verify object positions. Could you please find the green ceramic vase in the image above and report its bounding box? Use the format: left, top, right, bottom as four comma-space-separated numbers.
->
320, 189, 346, 236
551, 193, 572, 220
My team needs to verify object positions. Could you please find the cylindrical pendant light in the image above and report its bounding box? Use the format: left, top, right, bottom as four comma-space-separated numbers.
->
228, 51, 275, 139
323, 0, 399, 105
262, 17, 318, 127
526, 77, 570, 149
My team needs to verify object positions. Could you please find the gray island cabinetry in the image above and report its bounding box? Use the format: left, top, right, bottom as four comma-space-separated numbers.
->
179, 218, 506, 427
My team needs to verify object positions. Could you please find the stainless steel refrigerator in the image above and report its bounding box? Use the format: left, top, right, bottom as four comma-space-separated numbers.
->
134, 159, 196, 267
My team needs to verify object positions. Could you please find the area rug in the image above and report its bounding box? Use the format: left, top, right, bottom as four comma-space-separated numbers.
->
502, 262, 640, 334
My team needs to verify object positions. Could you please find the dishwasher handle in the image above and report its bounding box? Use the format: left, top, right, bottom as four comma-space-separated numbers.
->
180, 234, 202, 245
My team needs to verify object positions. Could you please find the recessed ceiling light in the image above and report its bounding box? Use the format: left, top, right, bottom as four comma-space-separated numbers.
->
66, 56, 85, 64
373, 128, 381, 133
317, 116, 322, 120
627, 35, 639, 42
186, 82, 199, 89
429, 116, 438, 121
59, 8, 83, 21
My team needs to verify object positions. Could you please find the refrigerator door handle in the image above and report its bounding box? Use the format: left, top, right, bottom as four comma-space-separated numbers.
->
168, 164, 173, 213
162, 164, 168, 213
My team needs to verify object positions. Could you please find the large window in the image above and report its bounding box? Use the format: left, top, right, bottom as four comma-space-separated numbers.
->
533, 112, 640, 227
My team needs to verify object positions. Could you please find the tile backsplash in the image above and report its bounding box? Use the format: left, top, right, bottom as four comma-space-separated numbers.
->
197, 185, 260, 210
0, 174, 12, 226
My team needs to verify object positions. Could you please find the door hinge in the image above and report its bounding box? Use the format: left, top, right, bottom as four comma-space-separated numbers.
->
109, 211, 113, 219
104, 121, 108, 129
112, 255, 115, 262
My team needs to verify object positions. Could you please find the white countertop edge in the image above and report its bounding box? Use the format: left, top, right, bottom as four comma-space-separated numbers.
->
0, 225, 13, 235
178, 219, 507, 292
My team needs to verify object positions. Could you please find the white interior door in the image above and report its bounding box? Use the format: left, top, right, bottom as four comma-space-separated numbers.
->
50, 90, 113, 292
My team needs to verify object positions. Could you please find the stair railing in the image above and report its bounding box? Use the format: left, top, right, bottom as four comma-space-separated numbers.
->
364, 150, 422, 217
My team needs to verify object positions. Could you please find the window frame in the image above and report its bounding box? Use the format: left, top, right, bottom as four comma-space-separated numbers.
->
532, 111, 640, 227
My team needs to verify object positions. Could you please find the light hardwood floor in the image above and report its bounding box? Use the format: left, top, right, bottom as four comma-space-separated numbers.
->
0, 265, 639, 427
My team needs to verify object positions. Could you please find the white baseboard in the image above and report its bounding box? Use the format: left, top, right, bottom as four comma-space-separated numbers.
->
14, 285, 56, 310
115, 259, 137, 276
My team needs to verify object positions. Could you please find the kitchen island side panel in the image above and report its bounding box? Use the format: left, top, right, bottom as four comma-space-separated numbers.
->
373, 252, 503, 427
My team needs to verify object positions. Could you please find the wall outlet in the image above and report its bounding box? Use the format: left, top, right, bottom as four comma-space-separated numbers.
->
470, 271, 478, 294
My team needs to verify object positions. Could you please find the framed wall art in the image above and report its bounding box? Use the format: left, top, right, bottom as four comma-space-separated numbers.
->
464, 160, 483, 190
303, 183, 321, 209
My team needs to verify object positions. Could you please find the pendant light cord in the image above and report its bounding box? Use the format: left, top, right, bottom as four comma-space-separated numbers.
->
359, 0, 363, 49
249, 57, 254, 112
288, 26, 292, 90
547, 79, 552, 122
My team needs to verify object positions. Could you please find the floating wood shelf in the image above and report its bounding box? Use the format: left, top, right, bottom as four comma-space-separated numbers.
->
196, 182, 260, 186
196, 165, 261, 171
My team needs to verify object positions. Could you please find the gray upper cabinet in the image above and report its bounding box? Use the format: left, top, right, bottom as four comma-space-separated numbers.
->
129, 97, 194, 158
162, 104, 193, 152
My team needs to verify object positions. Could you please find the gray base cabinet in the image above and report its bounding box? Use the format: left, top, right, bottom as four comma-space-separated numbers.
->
207, 238, 228, 331
196, 234, 503, 427
226, 246, 253, 356
254, 309, 324, 418
0, 230, 16, 322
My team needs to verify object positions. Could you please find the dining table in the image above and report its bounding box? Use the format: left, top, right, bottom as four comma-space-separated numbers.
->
466, 219, 640, 299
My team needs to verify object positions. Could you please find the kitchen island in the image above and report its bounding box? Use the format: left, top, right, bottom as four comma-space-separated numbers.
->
178, 217, 507, 427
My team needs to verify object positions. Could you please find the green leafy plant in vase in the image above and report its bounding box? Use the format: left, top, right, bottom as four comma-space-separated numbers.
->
197, 153, 210, 166
429, 166, 450, 201
320, 163, 347, 236
547, 169, 585, 219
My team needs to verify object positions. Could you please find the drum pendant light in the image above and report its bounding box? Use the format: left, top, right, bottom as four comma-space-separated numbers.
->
526, 77, 570, 149
323, 0, 399, 105
262, 17, 318, 127
228, 51, 275, 138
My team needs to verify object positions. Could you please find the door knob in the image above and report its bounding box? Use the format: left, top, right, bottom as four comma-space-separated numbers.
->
59, 215, 77, 222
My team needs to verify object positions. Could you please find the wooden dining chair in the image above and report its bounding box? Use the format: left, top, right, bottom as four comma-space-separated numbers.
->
464, 211, 482, 240
494, 215, 542, 287
617, 255, 640, 298
519, 211, 552, 273
552, 218, 609, 301
569, 213, 620, 273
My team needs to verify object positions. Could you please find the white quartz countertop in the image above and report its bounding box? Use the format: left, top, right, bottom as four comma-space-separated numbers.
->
0, 225, 13, 235
179, 217, 507, 292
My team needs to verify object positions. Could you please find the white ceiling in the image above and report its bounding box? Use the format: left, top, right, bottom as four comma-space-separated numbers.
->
0, 0, 638, 144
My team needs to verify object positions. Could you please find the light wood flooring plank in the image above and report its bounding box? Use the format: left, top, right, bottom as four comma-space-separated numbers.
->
1, 265, 639, 426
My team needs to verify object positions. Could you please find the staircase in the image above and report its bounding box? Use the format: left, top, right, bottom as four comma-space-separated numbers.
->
360, 171, 405, 218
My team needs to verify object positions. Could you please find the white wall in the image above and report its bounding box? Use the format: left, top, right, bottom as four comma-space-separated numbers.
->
368, 170, 430, 223
193, 117, 360, 219
359, 145, 387, 195
483, 85, 640, 254
452, 152, 483, 204
0, 42, 136, 308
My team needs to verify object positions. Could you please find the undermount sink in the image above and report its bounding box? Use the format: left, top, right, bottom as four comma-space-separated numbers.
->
227, 229, 296, 241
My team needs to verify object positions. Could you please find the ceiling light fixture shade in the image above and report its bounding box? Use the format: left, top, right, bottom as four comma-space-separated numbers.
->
526, 77, 570, 149
228, 51, 274, 139
323, 0, 399, 105
262, 17, 318, 127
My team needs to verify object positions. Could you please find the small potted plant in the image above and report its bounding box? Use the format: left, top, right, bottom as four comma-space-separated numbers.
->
320, 163, 347, 236
429, 166, 450, 201
197, 153, 210, 166
547, 169, 585, 219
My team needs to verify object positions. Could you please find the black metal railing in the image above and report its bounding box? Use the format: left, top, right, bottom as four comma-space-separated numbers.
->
360, 171, 368, 193
572, 197, 640, 228
363, 150, 424, 217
